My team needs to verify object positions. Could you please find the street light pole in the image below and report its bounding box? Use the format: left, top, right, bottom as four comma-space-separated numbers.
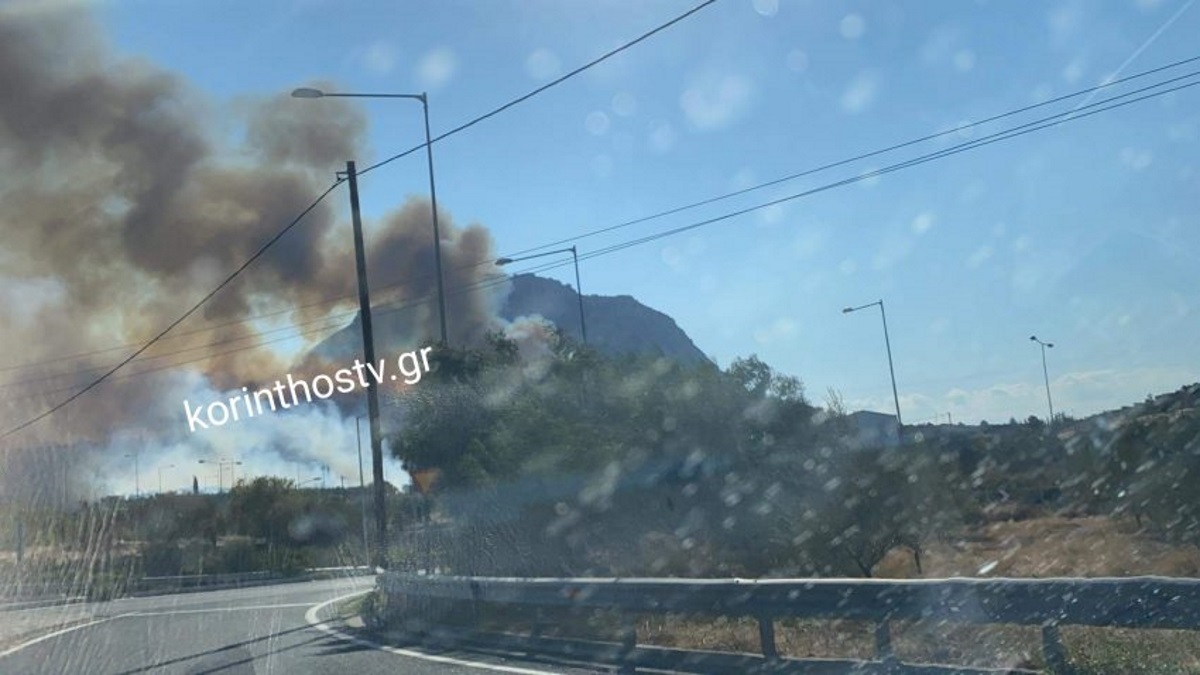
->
843, 299, 903, 442
291, 87, 448, 346
418, 93, 449, 347
158, 464, 175, 494
1030, 336, 1056, 425
496, 246, 588, 344
198, 461, 221, 492
124, 452, 140, 498
198, 459, 242, 493
570, 246, 587, 345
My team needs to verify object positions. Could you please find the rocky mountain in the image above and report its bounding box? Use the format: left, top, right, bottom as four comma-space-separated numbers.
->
499, 274, 708, 363
309, 273, 709, 366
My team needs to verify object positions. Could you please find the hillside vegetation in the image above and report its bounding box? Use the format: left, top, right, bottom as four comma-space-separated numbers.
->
389, 331, 1200, 580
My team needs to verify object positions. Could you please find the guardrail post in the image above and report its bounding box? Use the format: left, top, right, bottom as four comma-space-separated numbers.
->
875, 619, 896, 667
757, 614, 778, 662
469, 580, 482, 635
526, 607, 546, 658
619, 615, 637, 674
1042, 624, 1072, 674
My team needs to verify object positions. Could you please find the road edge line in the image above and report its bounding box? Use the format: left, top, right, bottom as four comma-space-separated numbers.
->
0, 615, 122, 659
305, 591, 560, 675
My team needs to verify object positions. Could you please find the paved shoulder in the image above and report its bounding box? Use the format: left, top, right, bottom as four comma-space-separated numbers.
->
0, 578, 600, 674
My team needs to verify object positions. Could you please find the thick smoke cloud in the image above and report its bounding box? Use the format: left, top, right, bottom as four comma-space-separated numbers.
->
0, 7, 507, 497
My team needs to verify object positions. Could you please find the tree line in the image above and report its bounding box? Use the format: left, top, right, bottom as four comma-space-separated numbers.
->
387, 332, 974, 578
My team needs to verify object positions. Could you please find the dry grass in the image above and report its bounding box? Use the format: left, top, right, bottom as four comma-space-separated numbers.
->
626, 614, 1044, 669
385, 515, 1200, 672
1060, 627, 1200, 674
635, 614, 876, 659
874, 515, 1200, 579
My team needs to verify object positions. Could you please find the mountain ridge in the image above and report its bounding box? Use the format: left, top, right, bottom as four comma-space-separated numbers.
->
308, 273, 710, 367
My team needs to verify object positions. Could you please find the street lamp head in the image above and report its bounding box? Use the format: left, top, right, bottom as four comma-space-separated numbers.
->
1047, 343, 1054, 348
842, 307, 854, 314
291, 87, 325, 99
1030, 335, 1037, 341
495, 257, 514, 266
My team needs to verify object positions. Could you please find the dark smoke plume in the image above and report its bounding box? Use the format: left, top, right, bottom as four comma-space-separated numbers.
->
0, 7, 506, 487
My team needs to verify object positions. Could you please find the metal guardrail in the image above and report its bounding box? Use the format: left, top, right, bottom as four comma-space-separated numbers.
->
379, 573, 1200, 674
138, 570, 277, 590
131, 565, 374, 595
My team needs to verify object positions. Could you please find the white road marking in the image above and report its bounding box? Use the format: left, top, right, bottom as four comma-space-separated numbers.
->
0, 616, 124, 658
127, 602, 316, 617
305, 591, 562, 675
0, 601, 324, 658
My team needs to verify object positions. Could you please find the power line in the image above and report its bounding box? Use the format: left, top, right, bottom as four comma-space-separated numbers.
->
0, 0, 720, 395
7, 259, 568, 403
7, 51, 1194, 380
23, 71, 1192, 404
153, 54, 1200, 364
7, 65, 1196, 402
356, 0, 720, 176
0, 182, 343, 440
576, 77, 1200, 261
9, 60, 1198, 395
5, 54, 1194, 430
0, 268, 449, 385
507, 54, 1200, 259
0, 307, 361, 390
0, 287, 363, 375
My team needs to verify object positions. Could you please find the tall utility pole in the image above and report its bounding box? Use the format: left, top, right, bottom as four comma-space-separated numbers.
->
1030, 336, 1056, 425
843, 299, 904, 443
346, 161, 387, 568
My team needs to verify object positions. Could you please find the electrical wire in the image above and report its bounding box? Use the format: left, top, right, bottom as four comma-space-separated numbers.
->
7, 257, 567, 402
506, 54, 1200, 259
8, 52, 1196, 380
0, 0, 723, 382
4, 50, 1195, 433
577, 76, 1200, 261
0, 182, 343, 439
9, 73, 1194, 405
355, 0, 720, 177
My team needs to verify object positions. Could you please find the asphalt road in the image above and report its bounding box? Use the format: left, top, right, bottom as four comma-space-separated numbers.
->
0, 578, 597, 675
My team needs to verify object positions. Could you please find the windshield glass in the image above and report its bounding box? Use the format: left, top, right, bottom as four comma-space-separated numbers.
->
2, 1, 1199, 673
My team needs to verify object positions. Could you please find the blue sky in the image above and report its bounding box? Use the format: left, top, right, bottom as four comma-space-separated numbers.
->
43, 0, 1200, 492
89, 0, 1200, 421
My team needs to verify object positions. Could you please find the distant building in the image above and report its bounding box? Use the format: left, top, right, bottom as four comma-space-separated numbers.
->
845, 411, 900, 448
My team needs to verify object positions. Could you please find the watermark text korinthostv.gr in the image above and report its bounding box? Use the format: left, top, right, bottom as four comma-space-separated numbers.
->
182, 346, 434, 432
